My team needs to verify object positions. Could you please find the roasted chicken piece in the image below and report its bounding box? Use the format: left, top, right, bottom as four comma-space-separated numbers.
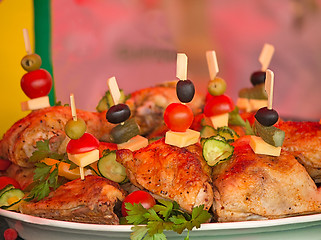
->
276, 121, 321, 182
125, 82, 204, 138
19, 176, 126, 224
212, 136, 321, 222
116, 138, 213, 213
0, 106, 113, 168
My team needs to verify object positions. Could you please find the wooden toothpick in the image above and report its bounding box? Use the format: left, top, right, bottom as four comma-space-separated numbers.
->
107, 76, 121, 105
206, 50, 219, 80
259, 43, 275, 72
70, 93, 77, 121
22, 28, 32, 55
176, 53, 188, 80
265, 69, 274, 110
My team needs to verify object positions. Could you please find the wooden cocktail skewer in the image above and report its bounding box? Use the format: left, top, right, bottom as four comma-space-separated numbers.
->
206, 50, 219, 80
22, 28, 32, 55
265, 69, 274, 110
69, 93, 85, 180
259, 43, 275, 72
107, 76, 121, 106
176, 53, 188, 80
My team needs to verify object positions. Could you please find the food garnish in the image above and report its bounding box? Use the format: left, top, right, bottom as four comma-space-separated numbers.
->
250, 69, 285, 156
125, 199, 211, 240
96, 88, 127, 112
20, 29, 52, 111
164, 53, 200, 148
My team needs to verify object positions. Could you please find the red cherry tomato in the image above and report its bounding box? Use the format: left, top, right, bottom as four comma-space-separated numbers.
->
204, 94, 234, 117
67, 133, 99, 155
98, 142, 118, 158
0, 159, 11, 171
163, 103, 194, 132
21, 69, 52, 99
4, 228, 18, 240
121, 190, 156, 217
0, 176, 21, 190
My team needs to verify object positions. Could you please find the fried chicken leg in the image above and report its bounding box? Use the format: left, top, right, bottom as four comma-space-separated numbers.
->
19, 176, 126, 224
212, 136, 321, 222
0, 106, 113, 167
116, 138, 213, 213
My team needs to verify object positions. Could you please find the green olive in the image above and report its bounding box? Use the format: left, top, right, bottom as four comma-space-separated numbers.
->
21, 53, 42, 72
65, 118, 87, 140
208, 77, 227, 96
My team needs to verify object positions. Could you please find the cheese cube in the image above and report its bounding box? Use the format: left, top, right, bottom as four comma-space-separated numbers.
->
165, 129, 200, 148
249, 99, 268, 111
21, 96, 50, 111
236, 98, 251, 112
117, 135, 148, 151
67, 149, 99, 167
210, 113, 229, 128
249, 136, 281, 156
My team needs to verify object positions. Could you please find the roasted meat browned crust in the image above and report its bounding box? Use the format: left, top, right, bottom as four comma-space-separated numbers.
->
19, 176, 126, 224
116, 138, 213, 213
212, 136, 321, 222
0, 106, 113, 168
276, 121, 321, 182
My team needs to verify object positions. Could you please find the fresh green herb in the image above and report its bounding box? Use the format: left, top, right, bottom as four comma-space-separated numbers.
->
228, 107, 246, 126
26, 162, 60, 201
29, 140, 66, 162
126, 199, 211, 240
244, 120, 255, 135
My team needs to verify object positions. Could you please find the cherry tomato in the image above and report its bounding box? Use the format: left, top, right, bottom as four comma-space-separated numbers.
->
66, 133, 99, 155
0, 159, 11, 171
163, 103, 194, 132
4, 228, 18, 240
20, 69, 52, 99
121, 190, 156, 217
0, 176, 21, 190
204, 94, 234, 117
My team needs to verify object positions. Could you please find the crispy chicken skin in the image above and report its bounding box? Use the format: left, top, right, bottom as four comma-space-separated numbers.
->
0, 106, 113, 168
125, 82, 204, 137
276, 121, 321, 181
19, 176, 126, 224
212, 136, 321, 222
116, 138, 213, 213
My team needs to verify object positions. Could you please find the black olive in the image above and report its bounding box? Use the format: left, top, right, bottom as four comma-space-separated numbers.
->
255, 107, 279, 127
176, 79, 195, 103
106, 104, 131, 124
250, 71, 266, 86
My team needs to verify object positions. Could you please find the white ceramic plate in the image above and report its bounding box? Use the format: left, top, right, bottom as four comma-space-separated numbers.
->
2, 209, 321, 240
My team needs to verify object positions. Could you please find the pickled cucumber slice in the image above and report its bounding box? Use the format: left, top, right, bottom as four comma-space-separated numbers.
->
200, 125, 217, 138
238, 83, 268, 100
202, 136, 234, 166
96, 89, 126, 112
254, 120, 285, 147
109, 118, 140, 144
0, 188, 25, 209
97, 151, 127, 183
217, 126, 239, 142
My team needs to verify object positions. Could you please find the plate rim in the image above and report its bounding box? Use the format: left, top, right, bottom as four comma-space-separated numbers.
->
2, 208, 321, 232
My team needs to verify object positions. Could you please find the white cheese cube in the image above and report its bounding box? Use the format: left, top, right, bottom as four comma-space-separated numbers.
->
249, 136, 281, 156
249, 99, 268, 111
117, 135, 148, 151
236, 98, 251, 112
210, 113, 229, 128
21, 96, 50, 111
165, 129, 200, 148
67, 149, 99, 167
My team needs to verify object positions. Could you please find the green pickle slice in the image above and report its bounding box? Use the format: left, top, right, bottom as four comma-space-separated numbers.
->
98, 151, 127, 183
202, 136, 234, 166
254, 120, 285, 147
238, 83, 268, 100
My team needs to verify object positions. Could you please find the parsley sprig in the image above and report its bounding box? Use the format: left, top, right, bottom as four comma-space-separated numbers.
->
125, 199, 211, 240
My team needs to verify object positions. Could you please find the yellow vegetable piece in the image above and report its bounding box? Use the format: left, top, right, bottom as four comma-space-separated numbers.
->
42, 158, 96, 180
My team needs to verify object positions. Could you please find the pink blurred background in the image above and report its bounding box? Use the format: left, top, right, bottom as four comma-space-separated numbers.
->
52, 0, 321, 120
